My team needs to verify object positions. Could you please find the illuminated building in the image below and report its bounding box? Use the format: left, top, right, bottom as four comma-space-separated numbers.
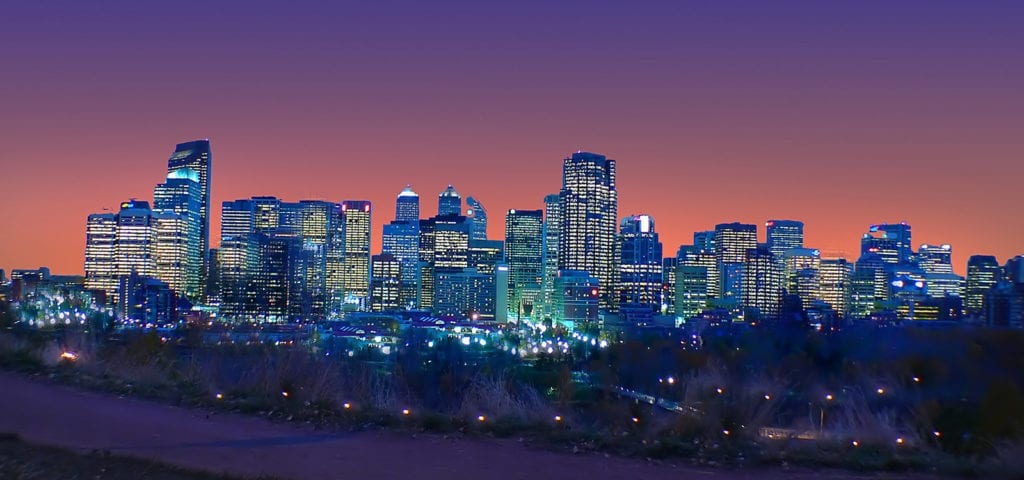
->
678, 245, 720, 299
766, 220, 804, 261
617, 214, 663, 308
819, 258, 852, 316
558, 151, 617, 309
552, 270, 600, 330
165, 140, 212, 296
438, 184, 462, 216
469, 239, 504, 275
918, 244, 953, 274
115, 200, 156, 281
118, 272, 175, 326
466, 196, 488, 241
418, 214, 471, 310
661, 257, 677, 315
383, 220, 420, 308
676, 264, 709, 322
396, 185, 420, 222
370, 254, 401, 312
741, 246, 781, 319
432, 267, 495, 320
505, 209, 544, 315
152, 169, 202, 300
849, 253, 888, 319
782, 248, 821, 307
966, 255, 1001, 316
860, 223, 912, 265
714, 223, 756, 300
340, 201, 372, 308
84, 212, 118, 300
540, 193, 561, 319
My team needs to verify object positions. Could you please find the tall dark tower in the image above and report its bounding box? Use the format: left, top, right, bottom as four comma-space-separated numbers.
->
166, 140, 212, 296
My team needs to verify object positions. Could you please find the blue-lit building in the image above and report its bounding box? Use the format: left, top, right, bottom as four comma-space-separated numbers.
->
395, 185, 420, 222
558, 152, 617, 309
552, 270, 600, 330
165, 140, 212, 297
466, 196, 488, 241
438, 185, 462, 216
617, 214, 663, 309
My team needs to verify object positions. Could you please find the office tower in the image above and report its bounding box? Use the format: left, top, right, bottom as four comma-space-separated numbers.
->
84, 212, 118, 300
551, 270, 600, 330
118, 272, 175, 325
466, 196, 488, 241
166, 140, 212, 295
1006, 256, 1024, 285
678, 245, 720, 299
206, 248, 221, 303
766, 220, 804, 261
676, 263, 709, 322
849, 253, 888, 318
438, 185, 462, 216
714, 223, 758, 264
221, 199, 256, 239
218, 234, 259, 318
860, 223, 912, 265
432, 267, 495, 319
383, 220, 421, 308
255, 233, 293, 320
115, 201, 156, 280
966, 255, 1001, 316
340, 201, 372, 308
782, 248, 821, 307
558, 151, 617, 308
292, 200, 335, 317
985, 280, 1024, 328
714, 223, 756, 300
540, 193, 561, 318
153, 169, 202, 300
505, 209, 544, 314
418, 214, 471, 310
252, 196, 282, 233
819, 258, 852, 316
617, 214, 663, 308
396, 185, 420, 222
662, 257, 677, 315
468, 239, 504, 275
918, 244, 953, 274
370, 254, 401, 312
741, 246, 781, 319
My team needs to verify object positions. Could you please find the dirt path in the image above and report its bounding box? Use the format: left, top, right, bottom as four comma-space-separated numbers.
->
0, 371, 916, 479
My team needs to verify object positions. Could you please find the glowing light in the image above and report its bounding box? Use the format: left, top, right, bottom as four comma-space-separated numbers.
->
764, 394, 771, 400
554, 415, 563, 423
478, 415, 486, 422
852, 440, 859, 447
722, 430, 731, 436
402, 409, 411, 416
215, 393, 224, 400
631, 417, 639, 423
933, 431, 941, 437
825, 394, 834, 401
876, 388, 885, 395
461, 337, 471, 346
344, 403, 352, 410
912, 376, 920, 383
59, 351, 78, 362
896, 437, 905, 445
281, 391, 289, 398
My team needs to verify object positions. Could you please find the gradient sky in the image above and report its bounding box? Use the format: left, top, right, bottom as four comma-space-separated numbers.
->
1, 0, 1022, 276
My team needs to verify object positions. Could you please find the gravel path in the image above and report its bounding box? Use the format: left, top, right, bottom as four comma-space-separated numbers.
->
0, 371, 923, 479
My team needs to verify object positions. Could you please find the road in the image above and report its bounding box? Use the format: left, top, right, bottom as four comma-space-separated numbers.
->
0, 371, 922, 479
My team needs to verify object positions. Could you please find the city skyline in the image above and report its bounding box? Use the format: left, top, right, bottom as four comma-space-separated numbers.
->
3, 2, 1024, 275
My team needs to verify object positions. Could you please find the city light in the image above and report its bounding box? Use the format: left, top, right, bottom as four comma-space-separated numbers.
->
59, 351, 79, 362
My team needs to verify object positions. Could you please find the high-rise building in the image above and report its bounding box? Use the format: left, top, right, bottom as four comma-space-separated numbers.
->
505, 209, 544, 314
115, 200, 156, 281
166, 140, 212, 296
438, 185, 462, 216
676, 263, 709, 322
396, 185, 420, 222
383, 220, 421, 308
678, 245, 720, 299
782, 248, 821, 307
418, 214, 471, 310
819, 258, 852, 316
714, 223, 758, 265
918, 244, 953, 274
340, 201, 372, 308
661, 257, 677, 315
741, 246, 781, 319
860, 223, 913, 265
693, 231, 715, 253
370, 254, 401, 312
766, 220, 804, 261
966, 255, 1001, 316
84, 212, 118, 300
152, 169, 202, 300
559, 151, 617, 308
466, 196, 488, 241
617, 214, 663, 308
540, 193, 561, 318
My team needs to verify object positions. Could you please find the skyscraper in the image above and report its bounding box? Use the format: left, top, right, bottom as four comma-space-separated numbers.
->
370, 253, 401, 312
966, 255, 1001, 316
559, 151, 617, 308
617, 214, 663, 308
766, 220, 804, 261
438, 185, 462, 216
714, 222, 757, 300
84, 212, 118, 300
418, 214, 471, 310
465, 196, 488, 241
505, 209, 544, 314
383, 220, 421, 308
918, 244, 954, 274
396, 185, 420, 222
115, 200, 156, 280
340, 201, 372, 308
153, 169, 202, 300
540, 193, 561, 318
819, 258, 852, 316
741, 246, 781, 319
165, 140, 212, 296
861, 223, 913, 265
